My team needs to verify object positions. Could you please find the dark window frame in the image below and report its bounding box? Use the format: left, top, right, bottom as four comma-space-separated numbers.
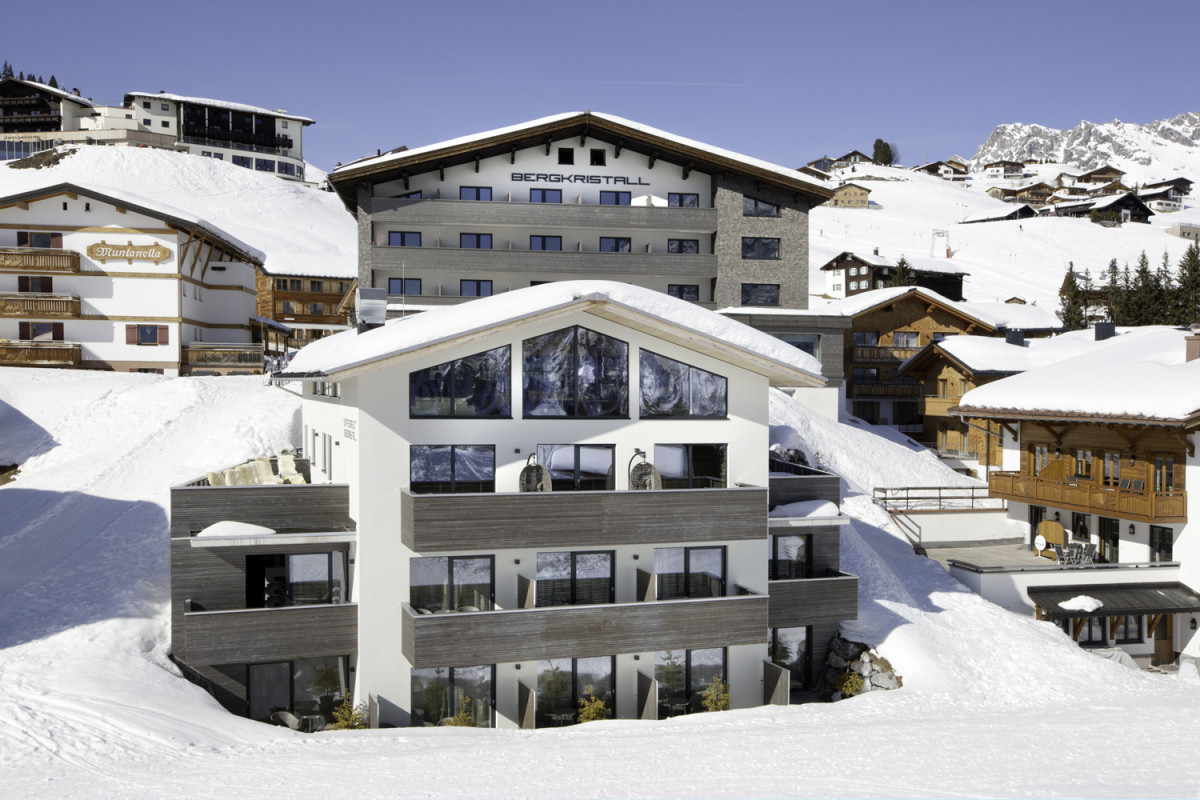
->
388, 231, 421, 248
460, 233, 493, 249
741, 237, 781, 260
557, 148, 574, 165
388, 277, 422, 295
589, 148, 606, 166
536, 655, 615, 727
599, 191, 631, 206
410, 555, 496, 611
410, 664, 496, 728
655, 545, 726, 599
655, 647, 727, 718
743, 196, 781, 217
599, 237, 632, 253
535, 550, 616, 607
740, 282, 781, 306
770, 533, 812, 579
1150, 525, 1174, 562
770, 626, 812, 694
667, 284, 700, 301
246, 551, 347, 609
536, 444, 616, 491
409, 444, 497, 493
460, 279, 493, 298
639, 350, 728, 419
530, 188, 562, 204
458, 186, 493, 201
530, 235, 562, 251
667, 192, 699, 208
667, 239, 699, 254
522, 326, 629, 419
654, 444, 727, 489
1114, 614, 1143, 644
409, 346, 511, 419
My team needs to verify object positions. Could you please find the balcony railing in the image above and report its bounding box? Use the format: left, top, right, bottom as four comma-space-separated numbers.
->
922, 395, 961, 416
852, 346, 922, 361
767, 459, 842, 507
849, 381, 923, 398
989, 471, 1187, 524
369, 246, 716, 279
0, 292, 79, 317
367, 196, 719, 232
181, 343, 264, 366
767, 572, 858, 627
0, 248, 80, 272
401, 593, 768, 668
0, 340, 81, 365
182, 603, 357, 664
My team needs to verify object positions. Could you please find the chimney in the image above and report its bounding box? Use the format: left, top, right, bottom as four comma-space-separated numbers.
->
1187, 326, 1200, 362
1005, 330, 1025, 347
356, 288, 387, 333
1094, 321, 1116, 341
873, 247, 880, 256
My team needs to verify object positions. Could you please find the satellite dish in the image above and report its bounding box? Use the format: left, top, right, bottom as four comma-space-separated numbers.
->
1034, 534, 1047, 556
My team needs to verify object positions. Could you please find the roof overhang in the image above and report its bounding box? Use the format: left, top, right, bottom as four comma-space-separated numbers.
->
1029, 582, 1200, 619
950, 405, 1200, 430
848, 288, 999, 332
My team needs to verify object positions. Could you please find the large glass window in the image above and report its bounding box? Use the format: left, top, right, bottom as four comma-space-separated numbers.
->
1150, 526, 1174, 562
1114, 615, 1143, 644
388, 277, 421, 295
410, 346, 511, 417
1102, 452, 1121, 487
771, 626, 811, 697
246, 552, 347, 608
410, 445, 495, 494
1154, 457, 1175, 492
536, 551, 614, 606
893, 331, 918, 348
668, 192, 699, 208
770, 534, 811, 579
460, 233, 492, 249
740, 283, 780, 306
530, 188, 562, 203
388, 231, 421, 247
640, 351, 727, 418
411, 665, 494, 727
853, 331, 879, 347
248, 657, 350, 723
1099, 516, 1120, 564
599, 191, 630, 205
537, 656, 614, 727
523, 326, 628, 417
459, 186, 492, 201
530, 235, 562, 251
667, 239, 699, 254
537, 444, 614, 491
655, 648, 726, 718
655, 444, 726, 489
741, 237, 780, 259
460, 279, 493, 297
667, 284, 700, 301
599, 237, 631, 253
779, 333, 820, 360
410, 556, 494, 612
655, 546, 725, 599
743, 196, 781, 217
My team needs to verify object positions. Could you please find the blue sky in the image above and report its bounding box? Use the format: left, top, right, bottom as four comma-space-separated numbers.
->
7, 0, 1199, 171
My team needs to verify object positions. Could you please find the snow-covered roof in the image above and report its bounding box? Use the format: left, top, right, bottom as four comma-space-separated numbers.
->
957, 327, 1200, 423
123, 91, 314, 124
0, 77, 93, 107
1054, 191, 1151, 213
819, 251, 966, 275
960, 205, 1036, 223
279, 281, 826, 386
902, 328, 1119, 376
812, 286, 1059, 330
330, 111, 830, 197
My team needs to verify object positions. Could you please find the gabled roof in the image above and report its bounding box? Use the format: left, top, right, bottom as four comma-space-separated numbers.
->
911, 161, 967, 174
276, 281, 826, 386
1144, 177, 1193, 190
0, 77, 93, 108
837, 150, 874, 163
897, 328, 1115, 379
815, 286, 1059, 331
328, 112, 832, 206
960, 204, 1037, 224
817, 251, 967, 276
0, 182, 263, 264
1053, 191, 1154, 216
123, 91, 314, 124
1075, 164, 1126, 181
834, 182, 871, 193
983, 160, 1024, 169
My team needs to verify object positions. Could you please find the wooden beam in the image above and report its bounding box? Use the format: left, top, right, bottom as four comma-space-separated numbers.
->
1172, 430, 1194, 458
683, 161, 693, 180
648, 152, 657, 170
1072, 618, 1085, 641
402, 172, 409, 191
438, 163, 444, 182
509, 146, 516, 165
115, 206, 127, 214
178, 229, 197, 265
188, 237, 205, 277
1109, 615, 1125, 635
544, 139, 551, 156
199, 240, 216, 281
1034, 603, 1044, 621
474, 155, 479, 173
65, 191, 77, 200
579, 126, 587, 146
614, 140, 622, 159
1147, 613, 1164, 635
16, 201, 28, 210
1000, 422, 1018, 441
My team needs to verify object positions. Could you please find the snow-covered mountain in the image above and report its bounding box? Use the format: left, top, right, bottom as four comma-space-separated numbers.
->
971, 112, 1200, 183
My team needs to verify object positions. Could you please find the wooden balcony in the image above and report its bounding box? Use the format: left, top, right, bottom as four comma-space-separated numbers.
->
183, 603, 358, 664
0, 248, 80, 273
852, 346, 922, 362
989, 471, 1187, 524
767, 572, 859, 627
402, 594, 768, 668
0, 293, 79, 318
922, 395, 961, 416
848, 381, 923, 398
0, 340, 81, 366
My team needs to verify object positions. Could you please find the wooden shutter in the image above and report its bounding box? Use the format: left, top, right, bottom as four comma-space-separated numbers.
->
157, 325, 169, 345
17, 276, 29, 292
50, 233, 63, 249
51, 323, 63, 341
126, 324, 137, 345
43, 276, 52, 293
16, 231, 28, 248
19, 322, 30, 340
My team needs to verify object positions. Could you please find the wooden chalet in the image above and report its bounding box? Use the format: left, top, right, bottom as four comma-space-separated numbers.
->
1051, 192, 1154, 224
1074, 165, 1126, 185
819, 250, 966, 301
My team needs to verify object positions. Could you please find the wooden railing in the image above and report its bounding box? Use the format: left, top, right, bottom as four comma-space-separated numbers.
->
181, 343, 263, 365
989, 471, 1187, 524
850, 382, 923, 398
0, 293, 79, 317
852, 346, 922, 361
0, 340, 81, 365
0, 248, 80, 272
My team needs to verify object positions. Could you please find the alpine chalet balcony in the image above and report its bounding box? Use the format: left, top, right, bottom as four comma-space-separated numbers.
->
367, 196, 719, 232
182, 603, 358, 665
989, 471, 1186, 525
851, 345, 922, 362
0, 248, 80, 273
847, 380, 923, 398
0, 292, 80, 317
767, 571, 859, 627
0, 340, 81, 366
369, 245, 716, 279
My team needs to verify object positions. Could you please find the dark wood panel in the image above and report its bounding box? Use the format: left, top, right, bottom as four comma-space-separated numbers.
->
767, 574, 858, 627
183, 603, 358, 665
170, 483, 352, 537
769, 475, 842, 507
404, 596, 768, 668
811, 528, 841, 575
763, 660, 789, 705
402, 487, 768, 552
809, 620, 841, 686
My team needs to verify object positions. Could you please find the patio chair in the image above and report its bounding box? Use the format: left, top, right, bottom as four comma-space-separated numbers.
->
206, 471, 225, 487
270, 710, 303, 730
1080, 543, 1097, 564
1052, 544, 1067, 564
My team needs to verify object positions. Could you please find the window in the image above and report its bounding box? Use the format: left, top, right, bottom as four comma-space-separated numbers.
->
233, 155, 252, 169
1071, 512, 1090, 541
537, 657, 614, 727
849, 281, 858, 291
655, 546, 725, 599
667, 284, 700, 302
530, 188, 562, 203
537, 444, 614, 491
1075, 449, 1092, 479
523, 326, 628, 417
655, 444, 726, 489
289, 279, 302, 291
655, 648, 725, 718
161, 120, 169, 128
741, 283, 780, 306
599, 237, 631, 253
1150, 526, 1173, 562
17, 276, 53, 292
388, 231, 421, 247
278, 301, 296, 314
832, 284, 842, 292
278, 162, 297, 176
212, 153, 223, 161
743, 196, 780, 217
558, 147, 574, 165
410, 346, 510, 417
599, 191, 630, 205
778, 333, 820, 360
894, 401, 920, 425
640, 351, 726, 418
22, 322, 62, 341
1114, 615, 1142, 644
853, 366, 880, 383
309, 280, 323, 292
1102, 452, 1121, 487
246, 552, 347, 608
536, 551, 614, 606
142, 119, 150, 126
849, 267, 859, 277
315, 380, 339, 397
248, 657, 350, 723
459, 186, 492, 201
274, 278, 287, 291
128, 324, 166, 345
142, 101, 150, 109
1074, 616, 1107, 647
893, 331, 918, 348
255, 159, 276, 172
460, 233, 492, 249
667, 239, 699, 254
411, 665, 494, 728
741, 237, 780, 259
530, 235, 562, 251
668, 193, 699, 208
460, 279, 493, 297
410, 445, 496, 494
160, 103, 169, 111
20, 231, 58, 249
410, 555, 494, 612
1098, 516, 1120, 564
771, 626, 811, 695
388, 277, 421, 295
1154, 456, 1175, 491
1032, 444, 1049, 475
852, 401, 879, 424
589, 148, 606, 166
770, 534, 811, 579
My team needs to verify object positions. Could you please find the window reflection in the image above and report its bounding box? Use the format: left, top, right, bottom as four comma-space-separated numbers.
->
655, 648, 725, 718
410, 556, 494, 612
654, 546, 725, 599
537, 444, 614, 491
410, 346, 510, 417
654, 444, 726, 489
523, 326, 628, 417
410, 445, 495, 493
411, 665, 494, 727
536, 656, 614, 727
536, 551, 614, 606
639, 351, 727, 418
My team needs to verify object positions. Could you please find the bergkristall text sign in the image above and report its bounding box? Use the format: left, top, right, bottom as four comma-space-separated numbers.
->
511, 173, 649, 185
87, 240, 171, 265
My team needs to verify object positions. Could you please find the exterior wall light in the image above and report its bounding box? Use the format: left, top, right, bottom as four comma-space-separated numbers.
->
1128, 524, 1135, 536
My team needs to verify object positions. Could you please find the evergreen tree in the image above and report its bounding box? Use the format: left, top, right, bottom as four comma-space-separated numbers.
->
48, 75, 57, 88
872, 139, 893, 166
17, 71, 23, 81
1104, 258, 1125, 324
1129, 251, 1155, 325
1155, 250, 1175, 324
1, 61, 12, 80
1058, 263, 1087, 331
885, 256, 917, 288
1176, 243, 1200, 325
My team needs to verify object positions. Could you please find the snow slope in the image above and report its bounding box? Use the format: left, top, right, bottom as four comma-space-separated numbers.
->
1, 371, 1198, 798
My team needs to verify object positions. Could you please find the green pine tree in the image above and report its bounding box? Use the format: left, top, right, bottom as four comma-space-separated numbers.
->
700, 674, 731, 712
48, 75, 57, 89
885, 256, 917, 288
1129, 251, 1155, 325
872, 138, 894, 166
1, 61, 13, 80
1058, 264, 1087, 331
1176, 243, 1200, 325
1104, 258, 1125, 324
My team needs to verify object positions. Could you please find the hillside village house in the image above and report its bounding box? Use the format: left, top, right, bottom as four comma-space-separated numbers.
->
0, 78, 108, 160
1048, 192, 1154, 224
829, 183, 871, 209
0, 182, 281, 374
256, 266, 356, 344
818, 250, 967, 301
167, 282, 859, 728
910, 161, 968, 182
959, 205, 1038, 225
947, 327, 1200, 666
982, 160, 1027, 180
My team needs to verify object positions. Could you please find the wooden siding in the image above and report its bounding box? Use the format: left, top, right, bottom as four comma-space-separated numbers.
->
0, 248, 80, 272
401, 487, 768, 552
169, 483, 352, 537
768, 475, 842, 507
402, 595, 768, 668
767, 573, 859, 627
763, 660, 789, 705
0, 293, 80, 318
989, 472, 1186, 524
810, 527, 842, 575
0, 341, 81, 365
182, 603, 358, 665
